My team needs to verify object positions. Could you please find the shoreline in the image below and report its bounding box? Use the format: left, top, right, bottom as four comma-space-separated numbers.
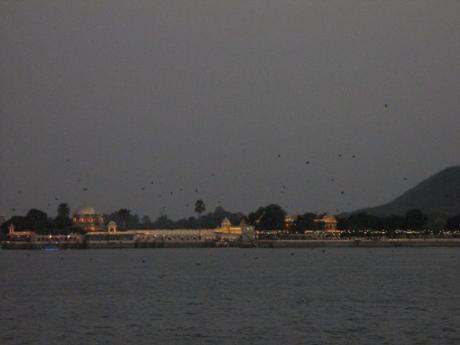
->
2, 238, 460, 249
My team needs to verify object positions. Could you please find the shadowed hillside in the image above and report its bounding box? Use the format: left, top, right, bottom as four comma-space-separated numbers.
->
356, 166, 460, 227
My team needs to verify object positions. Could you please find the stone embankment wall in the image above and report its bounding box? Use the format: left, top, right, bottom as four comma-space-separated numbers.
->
257, 239, 460, 248
3, 238, 460, 249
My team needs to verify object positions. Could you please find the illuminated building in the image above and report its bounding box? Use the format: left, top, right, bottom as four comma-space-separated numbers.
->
215, 218, 242, 235
314, 214, 338, 231
284, 215, 298, 230
7, 224, 35, 241
72, 207, 104, 232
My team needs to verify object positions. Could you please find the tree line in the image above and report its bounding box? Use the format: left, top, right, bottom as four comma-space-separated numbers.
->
2, 200, 460, 236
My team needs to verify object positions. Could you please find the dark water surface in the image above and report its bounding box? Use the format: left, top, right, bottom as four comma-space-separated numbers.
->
1, 248, 459, 345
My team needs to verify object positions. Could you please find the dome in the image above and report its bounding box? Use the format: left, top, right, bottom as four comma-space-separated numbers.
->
321, 214, 337, 223
75, 207, 97, 216
221, 218, 232, 227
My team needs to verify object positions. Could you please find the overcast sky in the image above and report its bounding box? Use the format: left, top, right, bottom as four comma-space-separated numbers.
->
1, 1, 459, 219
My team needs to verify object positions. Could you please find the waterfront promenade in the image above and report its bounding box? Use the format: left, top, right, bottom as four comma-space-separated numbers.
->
2, 237, 460, 249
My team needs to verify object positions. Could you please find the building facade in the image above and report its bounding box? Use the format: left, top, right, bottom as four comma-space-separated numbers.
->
72, 207, 104, 232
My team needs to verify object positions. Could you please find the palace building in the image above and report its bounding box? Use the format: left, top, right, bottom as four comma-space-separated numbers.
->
314, 214, 338, 231
72, 207, 104, 232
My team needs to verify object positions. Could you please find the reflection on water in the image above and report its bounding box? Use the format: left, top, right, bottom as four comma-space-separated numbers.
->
1, 248, 459, 345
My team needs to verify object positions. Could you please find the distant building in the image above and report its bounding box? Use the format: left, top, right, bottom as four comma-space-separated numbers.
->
314, 214, 338, 231
215, 218, 241, 238
72, 207, 104, 232
284, 215, 298, 230
107, 221, 118, 233
7, 224, 35, 240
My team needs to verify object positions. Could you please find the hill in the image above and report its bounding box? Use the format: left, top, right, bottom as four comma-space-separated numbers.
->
355, 166, 460, 227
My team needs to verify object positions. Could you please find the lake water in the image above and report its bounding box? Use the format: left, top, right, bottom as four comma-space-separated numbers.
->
1, 248, 459, 345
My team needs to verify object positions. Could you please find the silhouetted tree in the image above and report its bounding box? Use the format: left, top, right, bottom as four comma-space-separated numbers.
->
118, 209, 131, 229
152, 215, 174, 229
107, 209, 140, 229
57, 203, 70, 218
384, 215, 406, 230
1, 216, 28, 235
194, 200, 206, 218
25, 209, 51, 233
338, 209, 429, 232
54, 203, 71, 230
248, 204, 286, 230
292, 212, 317, 233
340, 212, 382, 231
445, 213, 460, 230
404, 209, 428, 230
141, 215, 152, 228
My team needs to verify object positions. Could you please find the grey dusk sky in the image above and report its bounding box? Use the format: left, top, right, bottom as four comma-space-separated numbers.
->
1, 1, 459, 219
